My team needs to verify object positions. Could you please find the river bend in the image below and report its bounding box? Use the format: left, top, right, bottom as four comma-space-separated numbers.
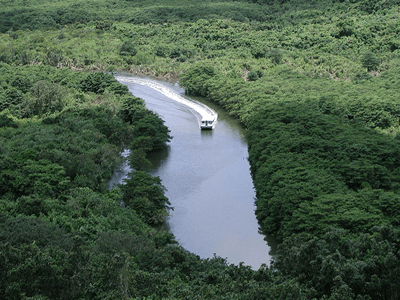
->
110, 75, 271, 269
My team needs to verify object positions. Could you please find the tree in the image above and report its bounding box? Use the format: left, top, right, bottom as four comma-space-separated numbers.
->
361, 51, 379, 72
133, 112, 172, 150
120, 171, 172, 226
79, 72, 115, 94
0, 113, 18, 128
179, 64, 217, 97
14, 159, 70, 198
23, 80, 66, 117
119, 41, 137, 57
247, 70, 263, 81
269, 48, 282, 64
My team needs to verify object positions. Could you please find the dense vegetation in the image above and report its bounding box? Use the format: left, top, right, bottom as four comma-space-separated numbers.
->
2, 0, 400, 298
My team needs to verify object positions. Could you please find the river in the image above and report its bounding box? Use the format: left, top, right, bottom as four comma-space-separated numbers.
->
109, 74, 271, 269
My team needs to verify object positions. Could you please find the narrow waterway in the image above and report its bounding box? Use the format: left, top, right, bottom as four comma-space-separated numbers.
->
111, 74, 271, 269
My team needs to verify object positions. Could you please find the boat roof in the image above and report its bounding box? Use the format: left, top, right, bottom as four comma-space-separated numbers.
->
201, 115, 215, 121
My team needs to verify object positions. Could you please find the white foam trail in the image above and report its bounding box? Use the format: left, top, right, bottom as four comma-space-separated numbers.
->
115, 76, 218, 128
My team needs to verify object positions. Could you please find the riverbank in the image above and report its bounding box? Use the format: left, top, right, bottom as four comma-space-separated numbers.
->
114, 74, 271, 268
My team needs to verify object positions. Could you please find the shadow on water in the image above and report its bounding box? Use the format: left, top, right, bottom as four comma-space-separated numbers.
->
147, 145, 170, 170
200, 129, 213, 138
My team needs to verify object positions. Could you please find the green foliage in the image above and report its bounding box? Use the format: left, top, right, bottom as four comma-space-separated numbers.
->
119, 95, 172, 150
274, 227, 400, 299
247, 102, 400, 239
289, 190, 386, 235
0, 155, 70, 199
180, 64, 217, 96
59, 106, 133, 145
95, 20, 113, 31
128, 148, 152, 171
23, 80, 66, 117
3, 0, 400, 298
1, 65, 245, 300
118, 95, 146, 123
10, 75, 32, 93
119, 171, 172, 226
0, 112, 17, 128
361, 51, 380, 71
0, 88, 23, 115
247, 70, 263, 81
177, 44, 400, 296
0, 217, 72, 250
46, 49, 64, 67
79, 72, 116, 94
133, 111, 172, 150
119, 40, 137, 56
154, 45, 169, 57
269, 48, 282, 64
0, 242, 72, 299
252, 47, 282, 64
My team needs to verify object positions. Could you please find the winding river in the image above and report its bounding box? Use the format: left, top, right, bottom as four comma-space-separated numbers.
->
109, 74, 271, 269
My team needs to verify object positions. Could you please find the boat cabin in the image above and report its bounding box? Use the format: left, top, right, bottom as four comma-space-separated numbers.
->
200, 117, 215, 129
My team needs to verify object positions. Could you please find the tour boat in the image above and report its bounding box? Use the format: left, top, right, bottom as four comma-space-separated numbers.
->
200, 116, 217, 130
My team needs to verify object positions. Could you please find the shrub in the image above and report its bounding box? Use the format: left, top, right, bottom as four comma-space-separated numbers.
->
247, 70, 263, 81
79, 72, 115, 94
119, 41, 137, 56
361, 51, 379, 71
23, 81, 66, 117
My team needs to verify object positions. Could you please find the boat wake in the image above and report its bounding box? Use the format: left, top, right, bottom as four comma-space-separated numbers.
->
115, 76, 218, 128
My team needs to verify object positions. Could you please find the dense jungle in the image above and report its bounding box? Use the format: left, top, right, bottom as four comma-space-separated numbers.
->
1, 0, 400, 299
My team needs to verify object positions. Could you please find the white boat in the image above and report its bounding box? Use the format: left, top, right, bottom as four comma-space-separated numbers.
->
200, 116, 217, 130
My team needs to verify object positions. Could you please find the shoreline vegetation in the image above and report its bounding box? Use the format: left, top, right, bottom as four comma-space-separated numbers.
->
2, 0, 400, 298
